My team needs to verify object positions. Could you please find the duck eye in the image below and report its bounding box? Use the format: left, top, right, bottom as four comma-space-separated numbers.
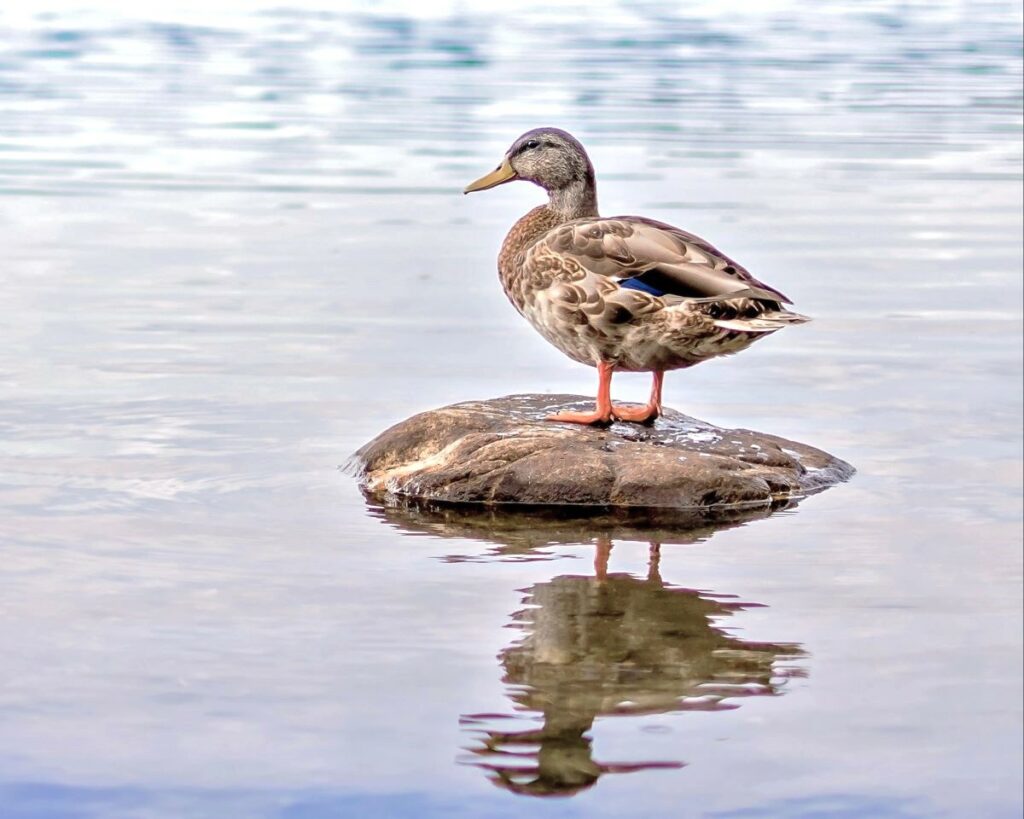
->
525, 139, 540, 150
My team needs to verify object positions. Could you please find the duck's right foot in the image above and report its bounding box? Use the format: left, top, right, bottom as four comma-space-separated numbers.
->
545, 409, 614, 426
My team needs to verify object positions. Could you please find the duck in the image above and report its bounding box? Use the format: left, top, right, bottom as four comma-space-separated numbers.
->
464, 127, 809, 426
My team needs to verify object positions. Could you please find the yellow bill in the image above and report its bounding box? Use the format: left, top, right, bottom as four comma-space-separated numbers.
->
463, 158, 517, 193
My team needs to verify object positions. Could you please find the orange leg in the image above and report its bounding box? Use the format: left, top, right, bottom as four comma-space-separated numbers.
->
546, 361, 615, 425
612, 371, 664, 424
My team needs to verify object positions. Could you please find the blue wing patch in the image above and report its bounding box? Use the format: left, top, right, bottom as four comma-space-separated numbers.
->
616, 267, 707, 300
618, 275, 667, 297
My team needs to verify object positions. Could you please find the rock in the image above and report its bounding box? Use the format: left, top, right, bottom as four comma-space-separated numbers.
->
352, 394, 853, 511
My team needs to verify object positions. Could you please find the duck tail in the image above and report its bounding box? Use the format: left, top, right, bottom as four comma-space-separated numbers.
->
712, 308, 811, 333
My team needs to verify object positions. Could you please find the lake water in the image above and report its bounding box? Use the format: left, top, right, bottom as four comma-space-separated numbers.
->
1, 2, 1021, 817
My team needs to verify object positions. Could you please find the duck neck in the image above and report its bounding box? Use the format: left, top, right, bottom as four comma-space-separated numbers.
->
548, 175, 598, 221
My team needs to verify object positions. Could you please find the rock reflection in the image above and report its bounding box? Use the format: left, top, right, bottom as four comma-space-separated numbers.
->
372, 499, 805, 797
366, 496, 798, 563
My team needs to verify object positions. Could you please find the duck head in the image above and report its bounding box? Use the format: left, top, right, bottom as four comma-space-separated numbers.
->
464, 127, 598, 218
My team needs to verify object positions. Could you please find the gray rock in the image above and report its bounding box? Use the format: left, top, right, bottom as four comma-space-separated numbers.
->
352, 394, 853, 511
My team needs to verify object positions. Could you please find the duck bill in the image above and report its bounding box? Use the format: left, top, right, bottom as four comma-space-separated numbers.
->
463, 158, 517, 193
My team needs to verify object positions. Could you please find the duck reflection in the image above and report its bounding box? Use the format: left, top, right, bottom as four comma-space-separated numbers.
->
369, 499, 805, 797
463, 540, 802, 795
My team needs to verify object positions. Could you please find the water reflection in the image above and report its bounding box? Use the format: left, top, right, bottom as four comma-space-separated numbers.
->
374, 500, 804, 797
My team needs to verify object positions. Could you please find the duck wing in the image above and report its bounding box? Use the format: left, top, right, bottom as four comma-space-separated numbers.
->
535, 215, 792, 305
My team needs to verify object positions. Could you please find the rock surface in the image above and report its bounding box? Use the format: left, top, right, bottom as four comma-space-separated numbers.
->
353, 394, 853, 510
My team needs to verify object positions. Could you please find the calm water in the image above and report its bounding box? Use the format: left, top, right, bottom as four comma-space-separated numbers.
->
1, 2, 1022, 817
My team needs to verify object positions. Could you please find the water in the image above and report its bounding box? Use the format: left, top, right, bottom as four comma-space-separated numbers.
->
1, 1, 1021, 816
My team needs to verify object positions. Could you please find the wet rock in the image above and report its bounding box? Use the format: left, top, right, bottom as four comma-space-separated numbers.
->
352, 394, 853, 510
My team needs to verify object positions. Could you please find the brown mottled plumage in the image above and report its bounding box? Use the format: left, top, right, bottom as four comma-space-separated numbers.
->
465, 127, 809, 425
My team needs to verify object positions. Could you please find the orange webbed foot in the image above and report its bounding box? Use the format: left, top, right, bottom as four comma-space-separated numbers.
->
545, 409, 614, 426
611, 403, 660, 425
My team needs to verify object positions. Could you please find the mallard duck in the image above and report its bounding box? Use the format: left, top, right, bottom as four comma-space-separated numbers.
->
464, 127, 809, 425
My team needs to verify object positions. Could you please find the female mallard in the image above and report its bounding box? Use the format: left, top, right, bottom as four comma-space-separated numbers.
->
464, 127, 808, 425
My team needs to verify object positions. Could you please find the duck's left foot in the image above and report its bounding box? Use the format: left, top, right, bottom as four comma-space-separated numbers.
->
611, 403, 660, 425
